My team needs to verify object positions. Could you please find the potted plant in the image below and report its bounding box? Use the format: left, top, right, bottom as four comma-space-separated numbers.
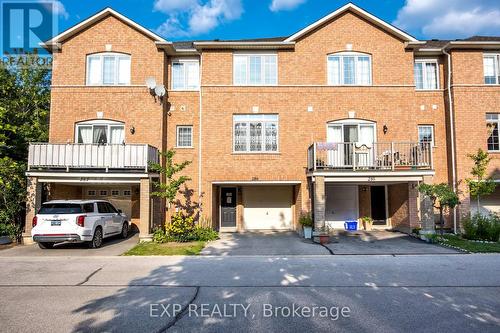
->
315, 226, 330, 244
299, 213, 313, 239
360, 216, 373, 231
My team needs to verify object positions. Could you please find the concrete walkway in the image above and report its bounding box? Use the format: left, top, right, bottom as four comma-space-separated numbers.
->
325, 230, 461, 255
201, 231, 329, 256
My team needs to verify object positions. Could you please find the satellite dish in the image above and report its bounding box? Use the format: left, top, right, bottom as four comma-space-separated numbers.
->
154, 85, 166, 97
145, 77, 156, 89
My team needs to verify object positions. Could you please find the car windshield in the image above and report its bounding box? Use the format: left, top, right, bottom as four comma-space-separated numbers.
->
38, 203, 84, 214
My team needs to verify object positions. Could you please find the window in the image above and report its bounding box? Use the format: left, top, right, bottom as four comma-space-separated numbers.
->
106, 203, 119, 214
233, 114, 278, 153
99, 190, 108, 196
484, 54, 500, 84
233, 54, 277, 85
111, 190, 120, 196
82, 203, 94, 213
76, 120, 125, 144
176, 126, 193, 148
97, 202, 110, 213
86, 53, 131, 85
414, 59, 439, 90
487, 113, 500, 151
172, 59, 200, 90
87, 190, 96, 196
123, 190, 131, 196
418, 125, 435, 146
328, 52, 372, 85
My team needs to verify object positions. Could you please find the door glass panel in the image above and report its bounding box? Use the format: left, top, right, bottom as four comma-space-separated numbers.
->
93, 125, 108, 144
344, 125, 358, 142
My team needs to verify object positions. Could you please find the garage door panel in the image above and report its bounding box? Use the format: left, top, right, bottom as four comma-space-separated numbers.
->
243, 186, 292, 230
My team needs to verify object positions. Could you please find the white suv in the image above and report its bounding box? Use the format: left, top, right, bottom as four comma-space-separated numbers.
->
31, 200, 129, 249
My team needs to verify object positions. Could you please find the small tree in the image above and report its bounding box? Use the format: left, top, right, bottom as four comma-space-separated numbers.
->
418, 183, 459, 235
150, 149, 191, 205
466, 148, 496, 215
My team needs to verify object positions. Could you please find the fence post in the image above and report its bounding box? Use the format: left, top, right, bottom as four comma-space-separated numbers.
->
391, 142, 395, 171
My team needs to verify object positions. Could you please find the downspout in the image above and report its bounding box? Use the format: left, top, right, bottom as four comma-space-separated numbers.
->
443, 45, 458, 234
198, 53, 203, 213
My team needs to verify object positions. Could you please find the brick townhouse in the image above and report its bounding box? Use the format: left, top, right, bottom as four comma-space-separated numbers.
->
22, 3, 500, 243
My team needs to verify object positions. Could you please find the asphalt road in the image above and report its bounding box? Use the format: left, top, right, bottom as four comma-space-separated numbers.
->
0, 254, 499, 332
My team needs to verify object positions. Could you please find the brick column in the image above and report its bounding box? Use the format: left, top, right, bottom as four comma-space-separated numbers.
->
23, 177, 42, 245
139, 177, 152, 241
408, 181, 419, 231
313, 176, 326, 231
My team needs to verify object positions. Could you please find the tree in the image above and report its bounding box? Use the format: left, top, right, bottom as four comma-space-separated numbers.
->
466, 148, 496, 215
0, 55, 50, 236
418, 183, 459, 235
150, 149, 191, 205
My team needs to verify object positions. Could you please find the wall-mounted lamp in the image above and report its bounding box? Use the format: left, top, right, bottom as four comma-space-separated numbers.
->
383, 125, 388, 135
130, 126, 135, 135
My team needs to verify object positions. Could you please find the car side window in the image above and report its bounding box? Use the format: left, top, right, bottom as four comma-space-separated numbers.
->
82, 203, 94, 213
97, 202, 109, 213
106, 203, 119, 214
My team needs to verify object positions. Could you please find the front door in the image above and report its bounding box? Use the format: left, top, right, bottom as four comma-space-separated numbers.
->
371, 186, 387, 225
221, 187, 237, 228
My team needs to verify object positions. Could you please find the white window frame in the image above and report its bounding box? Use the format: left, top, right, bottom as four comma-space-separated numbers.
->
484, 54, 500, 85
233, 53, 278, 86
414, 59, 439, 90
486, 113, 500, 152
75, 119, 125, 144
171, 58, 200, 91
233, 114, 279, 153
86, 52, 131, 86
176, 125, 193, 148
327, 52, 372, 86
418, 125, 435, 147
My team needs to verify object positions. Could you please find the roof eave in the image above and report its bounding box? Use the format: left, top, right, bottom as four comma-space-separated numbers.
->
192, 41, 295, 50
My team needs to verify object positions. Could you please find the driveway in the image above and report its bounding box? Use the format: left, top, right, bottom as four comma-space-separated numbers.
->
324, 230, 461, 255
201, 231, 329, 255
0, 233, 139, 257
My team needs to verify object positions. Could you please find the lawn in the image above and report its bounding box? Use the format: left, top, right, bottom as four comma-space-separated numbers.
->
123, 241, 206, 256
439, 235, 500, 253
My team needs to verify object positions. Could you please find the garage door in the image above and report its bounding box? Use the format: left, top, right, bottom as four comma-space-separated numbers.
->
243, 186, 292, 230
325, 185, 358, 229
471, 187, 500, 215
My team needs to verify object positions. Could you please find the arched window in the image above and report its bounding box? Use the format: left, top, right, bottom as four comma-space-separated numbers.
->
75, 120, 125, 144
86, 53, 131, 85
327, 52, 372, 86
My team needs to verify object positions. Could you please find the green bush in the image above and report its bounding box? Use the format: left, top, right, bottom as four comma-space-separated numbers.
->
191, 227, 219, 241
0, 223, 20, 240
154, 212, 219, 243
462, 213, 500, 242
298, 213, 313, 227
152, 227, 173, 244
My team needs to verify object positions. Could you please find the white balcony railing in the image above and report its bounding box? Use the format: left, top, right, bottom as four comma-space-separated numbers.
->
307, 142, 433, 171
28, 143, 159, 172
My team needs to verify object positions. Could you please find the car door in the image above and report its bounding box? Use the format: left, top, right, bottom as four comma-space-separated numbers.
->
96, 202, 114, 236
106, 202, 123, 233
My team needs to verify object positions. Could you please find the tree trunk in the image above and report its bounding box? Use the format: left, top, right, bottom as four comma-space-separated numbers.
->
477, 195, 481, 216
439, 206, 444, 236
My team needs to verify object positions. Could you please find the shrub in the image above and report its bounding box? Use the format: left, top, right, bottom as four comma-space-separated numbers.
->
462, 213, 500, 242
166, 212, 195, 242
190, 227, 219, 242
299, 213, 313, 227
152, 227, 173, 244
0, 223, 20, 240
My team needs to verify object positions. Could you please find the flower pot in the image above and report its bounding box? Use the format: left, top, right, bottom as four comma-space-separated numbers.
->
319, 235, 329, 244
303, 226, 312, 239
0, 236, 12, 245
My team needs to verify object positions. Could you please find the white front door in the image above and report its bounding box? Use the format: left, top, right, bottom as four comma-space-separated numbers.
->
243, 186, 292, 230
325, 185, 359, 229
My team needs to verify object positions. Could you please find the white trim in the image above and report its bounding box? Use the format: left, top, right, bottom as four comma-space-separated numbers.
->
176, 125, 194, 148
233, 53, 278, 86
232, 114, 279, 153
327, 52, 373, 86
414, 58, 440, 90
201, 84, 416, 88
27, 172, 153, 178
43, 8, 168, 48
418, 125, 435, 147
284, 3, 418, 42
212, 180, 301, 185
86, 53, 131, 86
74, 120, 125, 144
171, 58, 200, 91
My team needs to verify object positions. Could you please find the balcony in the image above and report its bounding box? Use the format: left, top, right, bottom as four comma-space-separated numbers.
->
28, 143, 159, 172
307, 142, 433, 172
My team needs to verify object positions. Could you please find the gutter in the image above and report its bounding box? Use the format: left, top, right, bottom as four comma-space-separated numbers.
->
198, 53, 203, 213
442, 43, 458, 234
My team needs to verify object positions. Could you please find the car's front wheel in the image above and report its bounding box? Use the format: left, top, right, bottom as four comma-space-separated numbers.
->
89, 227, 103, 249
121, 222, 129, 239
38, 242, 54, 249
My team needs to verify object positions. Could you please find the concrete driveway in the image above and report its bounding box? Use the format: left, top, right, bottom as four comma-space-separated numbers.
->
324, 230, 461, 255
0, 233, 139, 257
201, 231, 329, 255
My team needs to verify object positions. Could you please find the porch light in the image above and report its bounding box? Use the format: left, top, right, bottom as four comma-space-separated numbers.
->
130, 126, 135, 135
383, 125, 388, 134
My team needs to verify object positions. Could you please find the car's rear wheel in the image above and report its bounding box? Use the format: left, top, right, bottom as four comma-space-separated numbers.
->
38, 242, 54, 249
89, 227, 103, 248
121, 222, 129, 239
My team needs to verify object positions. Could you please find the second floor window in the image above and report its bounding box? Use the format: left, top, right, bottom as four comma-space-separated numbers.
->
233, 54, 277, 85
484, 54, 500, 84
76, 120, 125, 144
233, 114, 278, 152
414, 59, 439, 90
418, 125, 435, 146
86, 53, 131, 85
487, 113, 500, 151
172, 60, 200, 90
328, 52, 372, 85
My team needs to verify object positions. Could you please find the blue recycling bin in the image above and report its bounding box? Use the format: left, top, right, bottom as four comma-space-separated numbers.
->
344, 220, 358, 231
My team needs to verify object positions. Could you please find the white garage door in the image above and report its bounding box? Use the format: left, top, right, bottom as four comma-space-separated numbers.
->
471, 187, 500, 215
325, 185, 359, 229
243, 186, 293, 230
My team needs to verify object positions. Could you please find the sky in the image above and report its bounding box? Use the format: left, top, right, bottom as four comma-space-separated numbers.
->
47, 0, 500, 41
